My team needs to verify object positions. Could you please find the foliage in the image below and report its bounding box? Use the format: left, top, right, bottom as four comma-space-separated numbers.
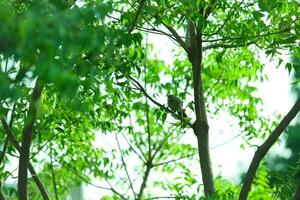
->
0, 0, 299, 199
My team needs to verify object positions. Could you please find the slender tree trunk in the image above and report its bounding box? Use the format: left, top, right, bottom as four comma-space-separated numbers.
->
136, 161, 152, 200
1, 118, 50, 200
50, 158, 59, 200
28, 164, 50, 200
189, 34, 215, 196
0, 181, 5, 200
18, 79, 44, 200
239, 98, 300, 200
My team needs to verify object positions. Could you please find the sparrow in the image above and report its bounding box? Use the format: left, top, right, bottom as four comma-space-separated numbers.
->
167, 95, 187, 118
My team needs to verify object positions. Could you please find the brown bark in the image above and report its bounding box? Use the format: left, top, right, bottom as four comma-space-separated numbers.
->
18, 79, 43, 200
188, 28, 215, 196
136, 161, 152, 200
0, 137, 8, 200
128, 0, 146, 34
1, 118, 50, 200
239, 97, 300, 200
0, 189, 5, 200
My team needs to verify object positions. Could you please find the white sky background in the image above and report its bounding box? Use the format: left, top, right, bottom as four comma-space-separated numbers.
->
84, 32, 297, 199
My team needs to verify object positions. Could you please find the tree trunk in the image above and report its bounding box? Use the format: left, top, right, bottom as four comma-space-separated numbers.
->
1, 117, 50, 200
239, 97, 300, 200
18, 79, 44, 200
189, 37, 215, 196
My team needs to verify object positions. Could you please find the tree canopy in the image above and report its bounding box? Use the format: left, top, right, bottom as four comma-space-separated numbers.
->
0, 0, 300, 199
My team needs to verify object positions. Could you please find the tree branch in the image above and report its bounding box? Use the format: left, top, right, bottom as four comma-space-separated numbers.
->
58, 156, 127, 200
153, 153, 196, 167
127, 75, 193, 127
239, 97, 300, 200
1, 117, 50, 200
50, 147, 59, 200
128, 117, 149, 161
160, 21, 190, 53
208, 0, 245, 35
151, 131, 173, 159
203, 40, 256, 51
30, 131, 61, 159
128, 0, 146, 33
203, 28, 291, 51
0, 136, 8, 200
0, 136, 9, 164
0, 186, 5, 200
204, 0, 217, 19
18, 78, 44, 200
136, 160, 153, 200
190, 32, 215, 196
121, 132, 146, 162
202, 27, 292, 44
115, 133, 136, 198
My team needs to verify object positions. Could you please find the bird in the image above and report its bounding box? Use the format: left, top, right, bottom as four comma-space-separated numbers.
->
167, 95, 187, 118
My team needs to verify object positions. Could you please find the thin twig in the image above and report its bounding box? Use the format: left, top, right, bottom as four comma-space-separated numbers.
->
161, 21, 190, 53
128, 0, 146, 33
146, 196, 176, 199
9, 103, 16, 128
203, 27, 293, 43
203, 40, 256, 51
48, 148, 127, 200
151, 131, 175, 159
208, 0, 245, 36
50, 146, 59, 200
153, 131, 243, 167
127, 75, 193, 127
128, 117, 148, 160
153, 153, 196, 167
143, 31, 152, 161
115, 133, 136, 198
0, 136, 9, 164
30, 131, 61, 159
203, 0, 217, 19
121, 132, 146, 162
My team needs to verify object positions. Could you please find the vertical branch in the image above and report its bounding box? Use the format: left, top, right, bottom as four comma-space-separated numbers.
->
146, 103, 152, 159
18, 78, 44, 200
128, 0, 146, 33
143, 29, 151, 161
0, 136, 8, 200
136, 161, 152, 200
115, 134, 136, 198
239, 98, 300, 200
0, 187, 5, 200
1, 117, 50, 200
189, 20, 215, 196
50, 146, 59, 200
9, 103, 16, 128
136, 29, 153, 200
0, 137, 8, 165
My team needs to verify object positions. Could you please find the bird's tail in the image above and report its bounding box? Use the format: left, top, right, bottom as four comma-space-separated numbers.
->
177, 109, 187, 118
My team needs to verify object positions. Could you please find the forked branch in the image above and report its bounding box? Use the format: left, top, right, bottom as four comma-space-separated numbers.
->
239, 97, 300, 200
